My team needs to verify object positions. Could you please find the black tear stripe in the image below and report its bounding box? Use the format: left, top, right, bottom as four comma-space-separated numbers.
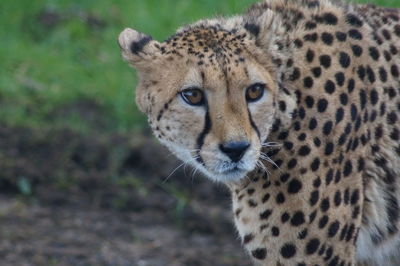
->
196, 109, 212, 165
130, 35, 153, 54
157, 97, 175, 122
248, 107, 261, 139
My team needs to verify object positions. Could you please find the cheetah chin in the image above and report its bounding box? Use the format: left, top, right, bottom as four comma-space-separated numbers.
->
119, 0, 400, 265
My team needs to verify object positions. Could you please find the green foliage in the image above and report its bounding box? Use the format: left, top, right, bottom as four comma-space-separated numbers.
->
0, 0, 259, 133
0, 0, 398, 132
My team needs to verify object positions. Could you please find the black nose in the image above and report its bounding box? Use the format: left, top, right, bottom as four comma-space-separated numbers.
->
219, 141, 250, 162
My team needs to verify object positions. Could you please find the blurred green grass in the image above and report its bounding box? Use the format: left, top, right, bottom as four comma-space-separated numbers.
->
0, 0, 398, 133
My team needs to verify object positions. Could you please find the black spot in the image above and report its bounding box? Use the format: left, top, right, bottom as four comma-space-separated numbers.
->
328, 221, 340, 237
346, 14, 363, 27
305, 96, 315, 108
319, 215, 329, 228
328, 256, 339, 266
348, 29, 362, 40
306, 49, 315, 62
298, 146, 311, 156
318, 244, 326, 256
395, 25, 400, 37
323, 121, 333, 135
305, 238, 320, 254
272, 226, 280, 236
343, 160, 353, 177
310, 190, 319, 206
334, 191, 342, 206
347, 79, 355, 93
340, 224, 348, 240
304, 32, 318, 42
311, 158, 320, 172
359, 89, 367, 109
309, 118, 318, 130
335, 72, 345, 86
291, 211, 305, 226
321, 32, 334, 45
312, 67, 322, 77
318, 99, 328, 112
260, 209, 273, 220
262, 193, 270, 203
244, 23, 260, 36
280, 243, 296, 258
335, 31, 347, 42
294, 39, 303, 48
320, 198, 330, 212
335, 170, 342, 183
391, 64, 399, 77
384, 50, 392, 61
243, 233, 254, 244
325, 142, 334, 156
325, 247, 334, 261
290, 68, 301, 81
382, 29, 391, 40
340, 93, 348, 106
366, 66, 376, 83
351, 104, 358, 121
304, 77, 314, 88
284, 141, 294, 150
358, 158, 365, 171
298, 229, 308, 239
276, 192, 286, 204
325, 80, 336, 94
346, 224, 355, 242
281, 212, 291, 223
313, 177, 321, 188
288, 179, 303, 193
320, 55, 331, 68
252, 248, 267, 260
387, 111, 398, 125
279, 101, 287, 112
357, 65, 366, 81
322, 12, 338, 25
336, 108, 344, 124
370, 89, 379, 105
305, 21, 317, 30
314, 137, 321, 147
288, 158, 297, 169
298, 133, 307, 141
130, 35, 153, 54
351, 45, 363, 57
369, 47, 380, 61
351, 189, 360, 205
339, 52, 351, 68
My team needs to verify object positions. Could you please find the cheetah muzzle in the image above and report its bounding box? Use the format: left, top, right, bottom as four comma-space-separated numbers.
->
119, 0, 400, 265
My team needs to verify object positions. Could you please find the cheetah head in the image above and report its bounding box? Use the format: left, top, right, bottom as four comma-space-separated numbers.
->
118, 14, 289, 183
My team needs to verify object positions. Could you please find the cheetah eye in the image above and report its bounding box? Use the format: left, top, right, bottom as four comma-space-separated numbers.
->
246, 83, 266, 103
180, 88, 205, 106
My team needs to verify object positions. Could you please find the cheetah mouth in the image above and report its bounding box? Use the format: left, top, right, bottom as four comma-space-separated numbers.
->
221, 166, 243, 174
208, 160, 256, 182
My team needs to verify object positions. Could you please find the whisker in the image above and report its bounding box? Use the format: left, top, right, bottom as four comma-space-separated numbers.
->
163, 161, 186, 183
163, 156, 199, 183
259, 152, 282, 173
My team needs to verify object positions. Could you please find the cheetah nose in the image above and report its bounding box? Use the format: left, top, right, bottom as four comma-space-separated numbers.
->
219, 141, 250, 163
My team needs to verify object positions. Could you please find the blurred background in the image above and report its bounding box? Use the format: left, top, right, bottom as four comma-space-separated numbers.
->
0, 0, 398, 265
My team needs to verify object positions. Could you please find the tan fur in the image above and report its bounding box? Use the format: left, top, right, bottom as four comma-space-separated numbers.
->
119, 0, 400, 265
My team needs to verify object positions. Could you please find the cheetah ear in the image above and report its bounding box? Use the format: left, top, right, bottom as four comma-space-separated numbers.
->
243, 9, 280, 49
118, 28, 161, 68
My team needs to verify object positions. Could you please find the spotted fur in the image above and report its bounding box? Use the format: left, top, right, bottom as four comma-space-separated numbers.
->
118, 0, 400, 265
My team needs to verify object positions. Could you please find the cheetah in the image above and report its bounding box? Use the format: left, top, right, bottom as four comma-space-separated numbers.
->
118, 0, 400, 265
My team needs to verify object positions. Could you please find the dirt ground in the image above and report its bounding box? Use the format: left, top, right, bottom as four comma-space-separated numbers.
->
0, 124, 251, 266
